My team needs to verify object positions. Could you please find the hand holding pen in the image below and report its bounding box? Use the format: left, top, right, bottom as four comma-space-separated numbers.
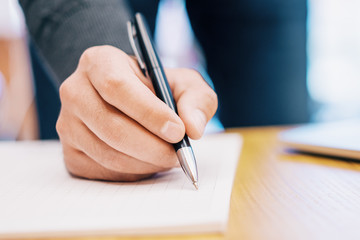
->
56, 20, 217, 184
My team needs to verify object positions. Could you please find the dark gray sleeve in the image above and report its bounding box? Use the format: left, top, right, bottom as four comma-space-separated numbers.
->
19, 0, 133, 85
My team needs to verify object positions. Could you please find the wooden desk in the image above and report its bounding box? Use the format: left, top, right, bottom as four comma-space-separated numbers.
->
29, 127, 360, 240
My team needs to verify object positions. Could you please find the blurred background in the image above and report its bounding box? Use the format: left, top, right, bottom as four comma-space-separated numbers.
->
155, 0, 360, 123
0, 0, 38, 140
307, 0, 360, 121
1, 0, 360, 140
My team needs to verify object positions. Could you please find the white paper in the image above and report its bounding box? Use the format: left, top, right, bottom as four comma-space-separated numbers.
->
0, 133, 242, 238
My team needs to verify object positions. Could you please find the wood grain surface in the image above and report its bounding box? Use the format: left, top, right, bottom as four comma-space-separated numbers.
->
25, 127, 360, 240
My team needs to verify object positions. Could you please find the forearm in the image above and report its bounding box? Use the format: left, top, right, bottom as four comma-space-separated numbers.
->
19, 0, 133, 85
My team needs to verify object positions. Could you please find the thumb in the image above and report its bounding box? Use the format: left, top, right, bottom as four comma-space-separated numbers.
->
166, 68, 218, 140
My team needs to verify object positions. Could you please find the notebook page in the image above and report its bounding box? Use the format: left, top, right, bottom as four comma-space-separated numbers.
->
0, 133, 242, 238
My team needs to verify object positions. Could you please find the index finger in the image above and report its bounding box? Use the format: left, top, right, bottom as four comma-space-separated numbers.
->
79, 45, 185, 143
166, 68, 218, 140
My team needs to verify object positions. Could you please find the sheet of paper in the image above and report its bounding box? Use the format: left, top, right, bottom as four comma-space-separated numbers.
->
0, 133, 242, 238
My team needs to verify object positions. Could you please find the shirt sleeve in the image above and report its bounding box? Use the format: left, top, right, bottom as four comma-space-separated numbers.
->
19, 0, 133, 84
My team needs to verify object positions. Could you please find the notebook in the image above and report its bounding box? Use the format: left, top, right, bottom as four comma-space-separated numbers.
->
0, 133, 242, 238
279, 119, 360, 160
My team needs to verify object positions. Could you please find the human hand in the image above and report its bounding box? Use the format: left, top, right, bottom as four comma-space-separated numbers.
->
56, 45, 218, 181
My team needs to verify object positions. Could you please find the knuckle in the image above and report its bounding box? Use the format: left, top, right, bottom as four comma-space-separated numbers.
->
204, 90, 218, 113
185, 68, 203, 81
55, 115, 64, 136
58, 77, 66, 97
79, 46, 98, 64
58, 81, 69, 102
102, 74, 125, 95
187, 68, 201, 76
208, 90, 218, 106
80, 45, 120, 65
80, 46, 105, 63
56, 113, 73, 142
58, 78, 77, 104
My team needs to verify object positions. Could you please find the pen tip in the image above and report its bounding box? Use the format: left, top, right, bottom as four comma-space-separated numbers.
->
193, 182, 199, 190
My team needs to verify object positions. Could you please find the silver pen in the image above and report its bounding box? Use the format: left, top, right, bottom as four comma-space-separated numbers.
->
127, 13, 199, 189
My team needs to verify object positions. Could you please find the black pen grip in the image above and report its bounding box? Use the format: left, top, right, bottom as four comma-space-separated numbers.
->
174, 136, 191, 151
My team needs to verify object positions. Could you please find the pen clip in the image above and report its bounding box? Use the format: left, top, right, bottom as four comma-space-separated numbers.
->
127, 21, 147, 75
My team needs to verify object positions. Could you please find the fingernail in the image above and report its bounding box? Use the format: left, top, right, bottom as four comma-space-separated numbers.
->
193, 109, 207, 136
161, 121, 183, 142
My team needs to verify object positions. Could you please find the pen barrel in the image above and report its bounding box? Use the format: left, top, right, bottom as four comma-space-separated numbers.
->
148, 67, 191, 151
133, 13, 193, 152
149, 66, 178, 113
